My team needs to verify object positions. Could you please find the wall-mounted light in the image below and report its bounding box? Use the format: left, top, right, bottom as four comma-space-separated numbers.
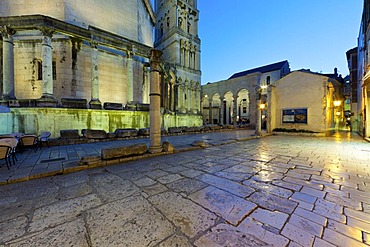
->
333, 100, 341, 107
259, 103, 266, 110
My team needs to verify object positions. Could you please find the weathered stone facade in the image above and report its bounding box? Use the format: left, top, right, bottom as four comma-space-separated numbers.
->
0, 0, 202, 137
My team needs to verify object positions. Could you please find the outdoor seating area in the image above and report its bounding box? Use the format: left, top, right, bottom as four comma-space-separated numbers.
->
0, 132, 51, 169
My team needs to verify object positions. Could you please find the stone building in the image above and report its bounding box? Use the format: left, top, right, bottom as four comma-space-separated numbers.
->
268, 70, 344, 135
201, 60, 290, 126
357, 0, 370, 138
154, 0, 201, 115
0, 0, 202, 137
346, 47, 358, 132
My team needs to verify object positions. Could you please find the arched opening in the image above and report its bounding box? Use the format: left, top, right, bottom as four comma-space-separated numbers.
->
237, 89, 250, 125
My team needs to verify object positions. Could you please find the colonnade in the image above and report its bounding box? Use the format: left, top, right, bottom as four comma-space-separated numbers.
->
204, 94, 252, 126
173, 79, 201, 113
0, 26, 143, 108
180, 39, 199, 70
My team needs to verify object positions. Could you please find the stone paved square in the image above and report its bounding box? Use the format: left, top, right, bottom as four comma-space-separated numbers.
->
0, 133, 369, 246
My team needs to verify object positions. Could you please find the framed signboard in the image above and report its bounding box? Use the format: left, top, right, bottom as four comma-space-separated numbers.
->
282, 108, 307, 124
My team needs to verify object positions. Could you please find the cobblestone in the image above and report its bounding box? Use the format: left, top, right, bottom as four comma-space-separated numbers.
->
0, 131, 369, 246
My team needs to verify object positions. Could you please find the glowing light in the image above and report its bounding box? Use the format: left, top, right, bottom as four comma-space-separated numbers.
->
333, 100, 341, 107
260, 103, 266, 110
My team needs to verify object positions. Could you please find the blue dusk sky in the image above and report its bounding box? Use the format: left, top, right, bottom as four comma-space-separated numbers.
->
197, 1, 363, 84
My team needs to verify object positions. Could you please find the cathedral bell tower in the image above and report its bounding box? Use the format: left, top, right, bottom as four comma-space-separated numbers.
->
154, 0, 201, 114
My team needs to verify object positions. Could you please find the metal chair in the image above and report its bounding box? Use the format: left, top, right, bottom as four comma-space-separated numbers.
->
19, 134, 38, 152
38, 131, 51, 148
0, 143, 12, 169
0, 138, 18, 164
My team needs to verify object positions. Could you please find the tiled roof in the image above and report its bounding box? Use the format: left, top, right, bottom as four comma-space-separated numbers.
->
229, 60, 288, 79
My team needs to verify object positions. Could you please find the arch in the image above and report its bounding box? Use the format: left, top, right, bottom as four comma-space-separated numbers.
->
266, 76, 271, 85
223, 91, 234, 125
237, 89, 250, 125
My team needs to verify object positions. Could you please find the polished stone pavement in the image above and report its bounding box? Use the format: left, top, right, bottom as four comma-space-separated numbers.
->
0, 131, 369, 246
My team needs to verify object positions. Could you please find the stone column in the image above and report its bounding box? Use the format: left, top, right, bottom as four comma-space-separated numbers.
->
220, 97, 225, 125
1, 26, 16, 100
188, 84, 192, 113
255, 87, 262, 135
149, 49, 163, 153
40, 28, 54, 99
89, 41, 102, 109
208, 101, 212, 124
142, 65, 150, 104
195, 86, 200, 114
233, 95, 238, 128
126, 51, 134, 103
37, 27, 57, 107
184, 43, 189, 68
266, 86, 273, 133
174, 82, 179, 112
170, 82, 174, 111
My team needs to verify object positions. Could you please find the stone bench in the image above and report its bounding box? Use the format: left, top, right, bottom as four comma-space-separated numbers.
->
101, 143, 147, 160
138, 128, 150, 136
168, 127, 182, 134
82, 129, 108, 139
114, 128, 138, 138
104, 102, 123, 110
60, 129, 80, 139
61, 98, 88, 109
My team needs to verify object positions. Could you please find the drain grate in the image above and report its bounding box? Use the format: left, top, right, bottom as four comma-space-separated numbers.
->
39, 157, 66, 163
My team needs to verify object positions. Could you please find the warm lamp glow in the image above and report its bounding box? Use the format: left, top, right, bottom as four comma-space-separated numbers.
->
260, 103, 266, 110
333, 100, 341, 107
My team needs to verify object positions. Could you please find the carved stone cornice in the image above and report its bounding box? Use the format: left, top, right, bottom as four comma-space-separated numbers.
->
0, 15, 152, 58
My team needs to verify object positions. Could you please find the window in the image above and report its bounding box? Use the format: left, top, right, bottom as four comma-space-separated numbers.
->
266, 76, 271, 85
282, 108, 308, 124
243, 107, 247, 113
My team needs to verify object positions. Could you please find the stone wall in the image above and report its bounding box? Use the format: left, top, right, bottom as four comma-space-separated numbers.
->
0, 0, 154, 46
0, 108, 203, 138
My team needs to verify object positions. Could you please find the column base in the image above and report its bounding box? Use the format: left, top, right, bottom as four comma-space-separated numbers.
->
37, 96, 58, 107
148, 145, 163, 154
89, 100, 102, 109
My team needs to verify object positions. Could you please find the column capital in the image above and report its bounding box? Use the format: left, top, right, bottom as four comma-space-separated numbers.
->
149, 49, 163, 72
0, 26, 16, 39
126, 50, 134, 59
90, 40, 99, 49
39, 27, 54, 38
